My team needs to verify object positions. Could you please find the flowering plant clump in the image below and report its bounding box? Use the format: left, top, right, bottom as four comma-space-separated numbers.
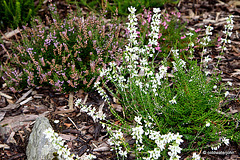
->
94, 6, 239, 158
1, 2, 126, 93
137, 8, 199, 64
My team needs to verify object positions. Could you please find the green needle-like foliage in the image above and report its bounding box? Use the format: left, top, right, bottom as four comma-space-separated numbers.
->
0, 0, 43, 29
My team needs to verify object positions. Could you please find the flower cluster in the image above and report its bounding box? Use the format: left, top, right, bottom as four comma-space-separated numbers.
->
219, 15, 234, 51
107, 128, 128, 158
200, 25, 213, 46
131, 116, 183, 160
210, 136, 230, 150
44, 128, 96, 160
44, 128, 75, 160
75, 98, 106, 122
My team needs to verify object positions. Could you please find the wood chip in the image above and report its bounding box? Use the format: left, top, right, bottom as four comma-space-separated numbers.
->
68, 92, 74, 110
83, 93, 88, 105
54, 109, 75, 115
0, 144, 10, 149
59, 134, 76, 141
1, 28, 22, 39
111, 103, 123, 112
6, 132, 16, 144
16, 88, 33, 104
0, 91, 13, 99
0, 103, 20, 111
0, 111, 6, 121
20, 96, 33, 105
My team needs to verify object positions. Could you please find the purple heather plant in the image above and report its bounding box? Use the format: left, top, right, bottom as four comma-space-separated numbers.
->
1, 2, 126, 93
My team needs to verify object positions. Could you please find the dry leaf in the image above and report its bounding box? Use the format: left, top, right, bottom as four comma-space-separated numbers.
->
64, 123, 72, 128
59, 134, 76, 141
111, 103, 123, 112
0, 144, 10, 149
0, 112, 6, 121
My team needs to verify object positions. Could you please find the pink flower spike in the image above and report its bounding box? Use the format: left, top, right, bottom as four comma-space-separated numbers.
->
218, 37, 221, 41
136, 31, 140, 35
165, 25, 168, 29
195, 28, 201, 32
181, 35, 186, 39
163, 38, 166, 40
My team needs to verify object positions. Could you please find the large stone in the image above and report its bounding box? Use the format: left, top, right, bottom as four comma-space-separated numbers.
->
26, 116, 57, 160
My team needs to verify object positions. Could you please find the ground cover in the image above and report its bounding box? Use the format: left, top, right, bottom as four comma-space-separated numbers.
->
0, 0, 240, 159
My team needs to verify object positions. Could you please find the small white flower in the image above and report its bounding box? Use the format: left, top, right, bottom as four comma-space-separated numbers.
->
128, 6, 136, 14
204, 55, 212, 63
192, 152, 201, 160
213, 85, 217, 89
119, 150, 128, 157
75, 98, 82, 106
222, 137, 230, 146
227, 81, 232, 86
224, 91, 230, 97
169, 96, 177, 104
186, 32, 194, 37
153, 8, 161, 14
134, 116, 142, 125
206, 120, 210, 127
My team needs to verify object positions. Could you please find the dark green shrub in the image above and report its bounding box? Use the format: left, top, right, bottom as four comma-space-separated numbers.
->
0, 0, 43, 29
66, 0, 179, 16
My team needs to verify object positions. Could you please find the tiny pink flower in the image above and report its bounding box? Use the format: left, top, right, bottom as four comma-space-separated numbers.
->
195, 28, 201, 32
158, 33, 162, 39
181, 35, 186, 39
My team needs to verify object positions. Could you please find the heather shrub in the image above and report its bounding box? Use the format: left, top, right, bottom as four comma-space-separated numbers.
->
1, 3, 126, 93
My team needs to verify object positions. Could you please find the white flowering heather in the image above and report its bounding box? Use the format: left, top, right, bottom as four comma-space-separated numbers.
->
131, 116, 183, 160
44, 128, 96, 160
44, 128, 76, 160
200, 25, 213, 46
75, 98, 106, 122
93, 81, 109, 101
219, 15, 234, 51
95, 6, 166, 98
107, 128, 129, 158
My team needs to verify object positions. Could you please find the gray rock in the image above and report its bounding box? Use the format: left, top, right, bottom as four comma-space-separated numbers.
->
26, 116, 57, 160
